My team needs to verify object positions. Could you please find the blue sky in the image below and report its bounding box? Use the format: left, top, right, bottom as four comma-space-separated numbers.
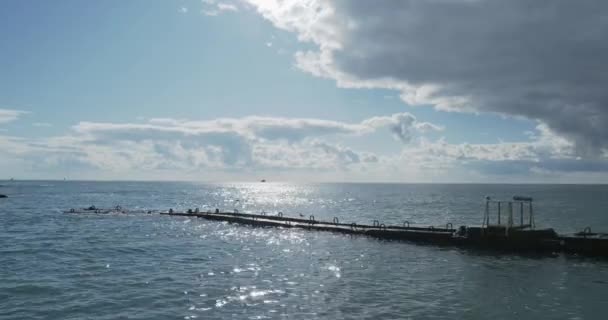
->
1, 0, 607, 182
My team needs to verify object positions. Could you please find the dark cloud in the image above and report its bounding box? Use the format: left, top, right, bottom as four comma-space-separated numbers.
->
337, 0, 608, 155
251, 0, 608, 156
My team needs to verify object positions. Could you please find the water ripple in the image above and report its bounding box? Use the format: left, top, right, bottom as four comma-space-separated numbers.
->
2, 182, 608, 319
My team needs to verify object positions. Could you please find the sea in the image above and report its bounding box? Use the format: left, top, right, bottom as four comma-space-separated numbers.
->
1, 181, 608, 319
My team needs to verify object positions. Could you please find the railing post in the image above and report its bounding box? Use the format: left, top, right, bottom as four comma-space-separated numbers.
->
506, 202, 513, 236
520, 202, 524, 227
508, 201, 513, 227
484, 197, 490, 227
497, 202, 501, 225
529, 202, 534, 228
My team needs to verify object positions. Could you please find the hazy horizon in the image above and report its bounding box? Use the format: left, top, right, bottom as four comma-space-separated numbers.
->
3, 178, 608, 186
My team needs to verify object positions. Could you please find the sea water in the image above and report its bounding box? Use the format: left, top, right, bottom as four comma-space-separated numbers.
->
1, 182, 608, 319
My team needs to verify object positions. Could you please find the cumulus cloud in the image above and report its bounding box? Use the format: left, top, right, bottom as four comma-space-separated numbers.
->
0, 109, 27, 124
362, 113, 443, 143
244, 0, 608, 156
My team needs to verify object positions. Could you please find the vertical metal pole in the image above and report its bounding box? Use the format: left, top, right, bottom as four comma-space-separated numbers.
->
507, 202, 513, 236
529, 202, 534, 228
484, 198, 490, 227
484, 199, 488, 227
520, 202, 524, 227
497, 202, 501, 225
509, 202, 513, 227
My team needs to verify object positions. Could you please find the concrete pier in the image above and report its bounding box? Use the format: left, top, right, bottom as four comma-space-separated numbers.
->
64, 203, 608, 257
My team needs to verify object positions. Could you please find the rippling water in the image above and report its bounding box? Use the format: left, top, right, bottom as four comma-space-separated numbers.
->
2, 182, 608, 319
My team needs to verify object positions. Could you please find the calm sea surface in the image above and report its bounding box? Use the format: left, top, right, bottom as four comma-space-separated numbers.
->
2, 182, 608, 319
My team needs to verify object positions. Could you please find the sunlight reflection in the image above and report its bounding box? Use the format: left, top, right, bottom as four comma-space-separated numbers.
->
218, 183, 315, 211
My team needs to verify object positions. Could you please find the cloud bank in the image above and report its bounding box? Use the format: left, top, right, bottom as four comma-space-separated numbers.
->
67, 113, 436, 172
3, 111, 604, 182
1, 113, 446, 180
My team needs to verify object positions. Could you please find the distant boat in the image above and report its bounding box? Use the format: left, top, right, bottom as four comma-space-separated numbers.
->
0, 194, 7, 198
260, 179, 266, 183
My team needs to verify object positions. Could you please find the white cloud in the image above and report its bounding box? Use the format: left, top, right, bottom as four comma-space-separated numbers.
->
202, 10, 219, 16
0, 109, 27, 124
202, 1, 239, 16
217, 3, 238, 11
73, 112, 435, 144
397, 123, 579, 176
362, 113, 443, 143
32, 122, 52, 127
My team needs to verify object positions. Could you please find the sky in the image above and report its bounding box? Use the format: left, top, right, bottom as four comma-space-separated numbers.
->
1, 0, 607, 183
